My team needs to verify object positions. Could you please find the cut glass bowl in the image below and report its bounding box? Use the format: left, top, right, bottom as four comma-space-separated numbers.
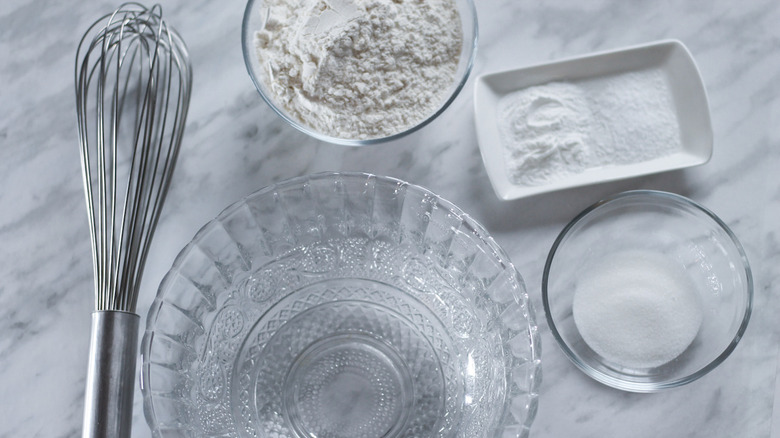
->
141, 172, 541, 437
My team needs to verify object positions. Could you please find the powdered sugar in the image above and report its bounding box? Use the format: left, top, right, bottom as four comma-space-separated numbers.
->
498, 82, 594, 185
254, 0, 462, 139
497, 69, 682, 186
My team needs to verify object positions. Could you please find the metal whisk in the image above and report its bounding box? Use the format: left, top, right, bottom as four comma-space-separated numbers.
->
75, 3, 192, 437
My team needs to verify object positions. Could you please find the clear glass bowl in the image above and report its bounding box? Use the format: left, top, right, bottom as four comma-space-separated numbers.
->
543, 190, 752, 392
141, 172, 541, 437
240, 0, 478, 146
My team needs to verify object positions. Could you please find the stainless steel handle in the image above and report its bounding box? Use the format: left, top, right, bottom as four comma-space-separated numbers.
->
82, 311, 140, 438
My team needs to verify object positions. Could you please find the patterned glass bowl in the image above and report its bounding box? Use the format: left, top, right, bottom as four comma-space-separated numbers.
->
241, 0, 478, 146
141, 173, 541, 437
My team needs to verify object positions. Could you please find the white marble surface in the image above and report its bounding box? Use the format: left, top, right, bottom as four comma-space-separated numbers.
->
1, 0, 779, 437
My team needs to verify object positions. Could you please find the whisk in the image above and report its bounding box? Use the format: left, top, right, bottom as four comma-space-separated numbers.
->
75, 3, 192, 437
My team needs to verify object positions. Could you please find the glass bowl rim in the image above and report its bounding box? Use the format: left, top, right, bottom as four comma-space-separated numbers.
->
240, 0, 479, 146
541, 189, 753, 392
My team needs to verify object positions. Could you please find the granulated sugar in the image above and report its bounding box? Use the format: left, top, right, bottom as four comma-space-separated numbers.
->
572, 250, 703, 369
254, 0, 462, 139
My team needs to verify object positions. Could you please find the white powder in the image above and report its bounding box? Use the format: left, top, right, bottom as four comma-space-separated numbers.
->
572, 251, 703, 369
254, 0, 462, 139
497, 69, 682, 186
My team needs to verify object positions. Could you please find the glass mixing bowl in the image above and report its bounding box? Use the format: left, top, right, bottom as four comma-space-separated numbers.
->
241, 0, 478, 146
141, 173, 541, 437
543, 190, 752, 392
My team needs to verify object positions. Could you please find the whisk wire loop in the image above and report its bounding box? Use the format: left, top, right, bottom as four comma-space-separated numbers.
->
75, 2, 192, 313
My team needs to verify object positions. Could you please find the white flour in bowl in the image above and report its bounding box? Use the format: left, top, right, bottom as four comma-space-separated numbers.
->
254, 0, 462, 140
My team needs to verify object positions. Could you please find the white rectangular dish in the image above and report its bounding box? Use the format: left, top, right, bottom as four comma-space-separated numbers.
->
474, 39, 713, 200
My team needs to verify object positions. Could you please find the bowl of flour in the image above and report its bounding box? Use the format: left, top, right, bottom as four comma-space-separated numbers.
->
542, 190, 752, 392
242, 0, 478, 145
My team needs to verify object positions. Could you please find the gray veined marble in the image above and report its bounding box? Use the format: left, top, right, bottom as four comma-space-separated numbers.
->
1, 0, 779, 437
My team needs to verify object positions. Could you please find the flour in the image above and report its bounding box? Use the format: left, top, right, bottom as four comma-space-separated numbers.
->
572, 251, 703, 369
254, 0, 462, 139
497, 69, 682, 186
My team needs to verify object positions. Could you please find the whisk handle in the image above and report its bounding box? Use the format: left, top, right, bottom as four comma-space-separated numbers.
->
83, 311, 140, 438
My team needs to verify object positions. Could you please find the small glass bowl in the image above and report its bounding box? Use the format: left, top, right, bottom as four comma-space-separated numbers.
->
542, 190, 752, 392
241, 0, 478, 146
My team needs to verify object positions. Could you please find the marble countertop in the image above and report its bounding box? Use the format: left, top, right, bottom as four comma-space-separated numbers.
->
1, 0, 778, 437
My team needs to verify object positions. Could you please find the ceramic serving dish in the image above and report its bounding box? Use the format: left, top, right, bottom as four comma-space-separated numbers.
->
474, 39, 713, 200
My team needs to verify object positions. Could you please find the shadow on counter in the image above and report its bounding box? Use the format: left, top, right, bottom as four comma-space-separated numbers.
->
470, 166, 701, 233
